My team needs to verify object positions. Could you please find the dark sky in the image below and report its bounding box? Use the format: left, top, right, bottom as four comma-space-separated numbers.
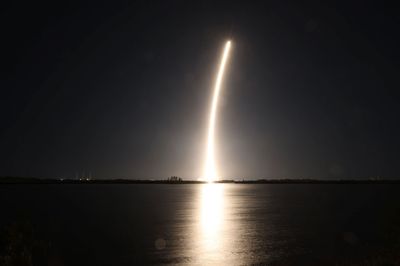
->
1, 1, 399, 179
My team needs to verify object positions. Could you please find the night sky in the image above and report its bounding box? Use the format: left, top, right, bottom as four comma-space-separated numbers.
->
1, 1, 399, 179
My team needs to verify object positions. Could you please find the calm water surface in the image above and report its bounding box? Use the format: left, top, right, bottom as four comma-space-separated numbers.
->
1, 184, 399, 265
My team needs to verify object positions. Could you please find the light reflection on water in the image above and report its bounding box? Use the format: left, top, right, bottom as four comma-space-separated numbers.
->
187, 184, 276, 265
191, 184, 255, 265
197, 184, 226, 263
200, 184, 224, 246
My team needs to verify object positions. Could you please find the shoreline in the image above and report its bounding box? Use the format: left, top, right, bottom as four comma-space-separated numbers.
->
1, 177, 400, 185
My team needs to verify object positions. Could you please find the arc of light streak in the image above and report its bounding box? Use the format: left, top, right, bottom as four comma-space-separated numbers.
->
204, 40, 232, 182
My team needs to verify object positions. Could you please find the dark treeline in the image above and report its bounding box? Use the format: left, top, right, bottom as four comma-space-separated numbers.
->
0, 176, 200, 184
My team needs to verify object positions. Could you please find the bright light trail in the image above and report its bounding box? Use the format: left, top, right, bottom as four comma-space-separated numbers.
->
203, 40, 232, 182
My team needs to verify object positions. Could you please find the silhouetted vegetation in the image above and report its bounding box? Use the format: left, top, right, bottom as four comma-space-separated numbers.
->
167, 176, 182, 182
232, 178, 400, 184
0, 222, 51, 266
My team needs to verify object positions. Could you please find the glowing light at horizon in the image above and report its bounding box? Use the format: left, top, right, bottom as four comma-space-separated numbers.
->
203, 40, 232, 182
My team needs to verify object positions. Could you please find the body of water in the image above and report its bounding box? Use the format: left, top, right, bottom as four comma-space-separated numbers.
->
1, 184, 399, 265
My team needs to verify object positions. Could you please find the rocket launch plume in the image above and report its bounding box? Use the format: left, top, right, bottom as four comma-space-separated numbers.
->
203, 40, 232, 182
